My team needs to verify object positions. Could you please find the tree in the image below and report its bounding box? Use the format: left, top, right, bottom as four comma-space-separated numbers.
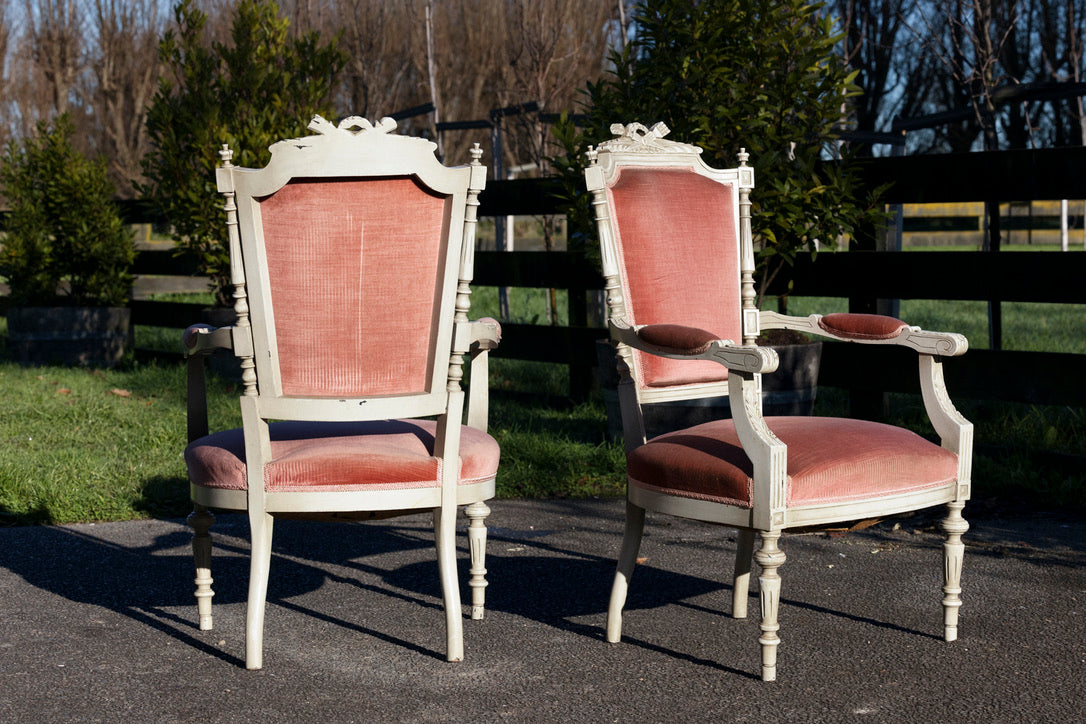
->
0, 3, 11, 149
23, 0, 84, 118
84, 0, 164, 196
579, 0, 885, 307
3, 0, 87, 141
332, 0, 423, 123
832, 0, 914, 153
141, 0, 346, 305
497, 0, 615, 173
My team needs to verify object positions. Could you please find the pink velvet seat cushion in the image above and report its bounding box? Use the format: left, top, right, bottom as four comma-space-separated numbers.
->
627, 417, 958, 508
186, 419, 500, 492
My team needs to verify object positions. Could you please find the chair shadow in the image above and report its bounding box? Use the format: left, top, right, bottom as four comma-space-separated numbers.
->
0, 516, 443, 665
0, 513, 936, 673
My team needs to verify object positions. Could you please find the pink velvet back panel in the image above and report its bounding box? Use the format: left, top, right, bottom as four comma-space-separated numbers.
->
607, 167, 743, 388
258, 178, 449, 397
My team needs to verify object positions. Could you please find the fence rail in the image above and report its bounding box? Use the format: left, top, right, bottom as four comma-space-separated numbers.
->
4, 146, 1086, 408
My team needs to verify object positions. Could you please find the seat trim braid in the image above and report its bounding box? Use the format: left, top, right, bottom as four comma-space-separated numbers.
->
190, 478, 496, 514
629, 478, 958, 530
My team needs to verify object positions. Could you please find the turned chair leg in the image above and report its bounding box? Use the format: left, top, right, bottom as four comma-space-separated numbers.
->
941, 501, 969, 642
465, 500, 490, 620
754, 530, 786, 682
732, 529, 755, 619
188, 505, 216, 631
606, 499, 646, 643
434, 507, 464, 662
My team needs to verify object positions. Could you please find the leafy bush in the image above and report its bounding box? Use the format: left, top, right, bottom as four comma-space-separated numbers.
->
0, 113, 134, 308
141, 0, 346, 306
555, 0, 887, 307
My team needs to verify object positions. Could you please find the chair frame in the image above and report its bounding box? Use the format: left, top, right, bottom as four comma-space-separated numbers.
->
585, 122, 973, 681
183, 116, 497, 668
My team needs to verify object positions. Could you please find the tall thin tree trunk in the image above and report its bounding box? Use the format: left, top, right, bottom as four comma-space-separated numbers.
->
425, 1, 443, 160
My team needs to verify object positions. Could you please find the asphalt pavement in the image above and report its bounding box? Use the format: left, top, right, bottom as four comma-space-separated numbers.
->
1, 498, 1082, 723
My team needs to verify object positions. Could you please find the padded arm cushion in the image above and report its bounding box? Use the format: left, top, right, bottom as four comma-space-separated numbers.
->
637, 324, 720, 355
183, 324, 214, 350
183, 323, 234, 355
474, 317, 502, 343
478, 317, 502, 337
818, 313, 909, 340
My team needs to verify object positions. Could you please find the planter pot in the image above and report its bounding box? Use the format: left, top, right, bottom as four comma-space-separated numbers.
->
597, 338, 822, 439
6, 306, 130, 367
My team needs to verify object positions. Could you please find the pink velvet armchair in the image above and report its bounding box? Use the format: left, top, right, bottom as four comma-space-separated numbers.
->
584, 122, 972, 681
182, 116, 499, 669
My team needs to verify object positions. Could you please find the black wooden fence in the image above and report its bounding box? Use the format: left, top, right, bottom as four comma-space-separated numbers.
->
4, 145, 1086, 408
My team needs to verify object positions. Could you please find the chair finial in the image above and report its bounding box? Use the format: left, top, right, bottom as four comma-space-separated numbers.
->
738, 147, 749, 166
586, 145, 599, 166
219, 144, 234, 167
470, 142, 483, 165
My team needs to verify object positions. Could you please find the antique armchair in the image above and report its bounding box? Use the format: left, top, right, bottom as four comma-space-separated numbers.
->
182, 116, 499, 669
584, 122, 972, 681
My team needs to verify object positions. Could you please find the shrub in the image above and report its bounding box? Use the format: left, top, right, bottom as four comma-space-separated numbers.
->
556, 0, 887, 308
0, 113, 134, 308
141, 0, 346, 306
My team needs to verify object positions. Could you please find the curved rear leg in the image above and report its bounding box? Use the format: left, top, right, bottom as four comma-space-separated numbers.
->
606, 499, 646, 643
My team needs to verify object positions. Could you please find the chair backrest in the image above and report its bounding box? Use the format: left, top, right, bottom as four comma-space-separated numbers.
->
216, 116, 486, 417
585, 122, 756, 397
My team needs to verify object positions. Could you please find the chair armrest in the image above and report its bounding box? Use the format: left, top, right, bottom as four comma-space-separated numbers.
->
468, 317, 502, 351
183, 323, 235, 357
184, 324, 234, 443
761, 311, 968, 356
612, 319, 778, 374
465, 318, 501, 432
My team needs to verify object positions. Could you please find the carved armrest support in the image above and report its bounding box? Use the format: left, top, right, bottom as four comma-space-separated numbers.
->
727, 370, 788, 527
464, 318, 501, 432
183, 324, 235, 357
761, 311, 968, 356
611, 319, 778, 374
184, 324, 234, 444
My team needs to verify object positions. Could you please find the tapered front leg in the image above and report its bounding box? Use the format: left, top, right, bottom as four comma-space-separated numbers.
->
754, 530, 786, 682
245, 510, 274, 670
606, 499, 646, 643
188, 505, 216, 631
732, 529, 755, 619
434, 507, 464, 662
465, 501, 490, 620
941, 501, 969, 642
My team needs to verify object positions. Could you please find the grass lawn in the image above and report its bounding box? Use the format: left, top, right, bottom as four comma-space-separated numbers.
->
0, 304, 626, 525
2, 280, 1084, 525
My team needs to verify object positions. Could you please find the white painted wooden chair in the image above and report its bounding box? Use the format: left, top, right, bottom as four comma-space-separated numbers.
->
182, 116, 499, 669
584, 122, 972, 681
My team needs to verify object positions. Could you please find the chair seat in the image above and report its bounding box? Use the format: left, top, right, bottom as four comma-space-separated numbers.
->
186, 419, 500, 492
627, 417, 958, 508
